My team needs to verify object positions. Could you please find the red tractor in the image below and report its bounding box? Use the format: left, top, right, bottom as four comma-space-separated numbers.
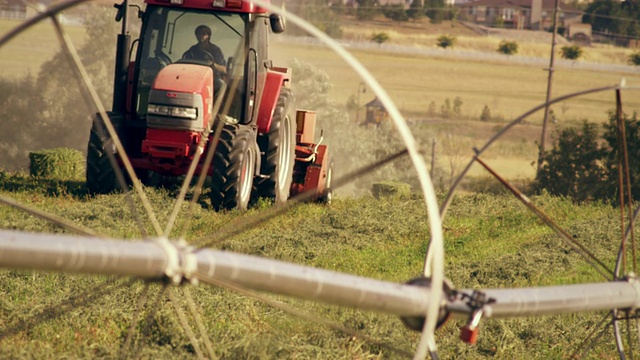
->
86, 0, 332, 210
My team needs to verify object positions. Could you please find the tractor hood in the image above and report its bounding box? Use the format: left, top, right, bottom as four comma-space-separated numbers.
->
146, 63, 214, 132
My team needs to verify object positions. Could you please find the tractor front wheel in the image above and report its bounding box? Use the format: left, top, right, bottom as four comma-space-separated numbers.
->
86, 113, 120, 195
210, 125, 256, 211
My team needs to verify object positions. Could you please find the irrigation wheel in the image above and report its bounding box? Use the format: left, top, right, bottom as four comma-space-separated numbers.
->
1, 0, 640, 359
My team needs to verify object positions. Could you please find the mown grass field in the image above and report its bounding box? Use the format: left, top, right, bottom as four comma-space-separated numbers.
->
0, 172, 631, 359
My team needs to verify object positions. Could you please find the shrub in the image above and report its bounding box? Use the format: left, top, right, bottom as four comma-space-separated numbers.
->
370, 32, 390, 44
427, 101, 437, 117
440, 98, 452, 118
453, 97, 463, 117
497, 40, 518, 55
425, 0, 446, 24
535, 121, 604, 202
381, 4, 409, 21
480, 105, 491, 121
356, 0, 378, 21
560, 45, 583, 60
436, 34, 456, 49
629, 52, 640, 66
407, 0, 424, 21
536, 111, 640, 203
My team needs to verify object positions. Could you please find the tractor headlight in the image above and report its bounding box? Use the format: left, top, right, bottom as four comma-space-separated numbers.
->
148, 104, 197, 120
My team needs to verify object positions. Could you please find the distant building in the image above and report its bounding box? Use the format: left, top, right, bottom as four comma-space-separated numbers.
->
333, 0, 425, 9
0, 0, 27, 19
0, 0, 58, 20
361, 97, 389, 128
458, 0, 582, 31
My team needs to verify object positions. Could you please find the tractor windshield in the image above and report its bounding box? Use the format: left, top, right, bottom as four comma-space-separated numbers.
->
135, 6, 247, 118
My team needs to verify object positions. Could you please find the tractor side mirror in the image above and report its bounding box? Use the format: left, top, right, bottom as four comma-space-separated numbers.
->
114, 2, 125, 22
270, 13, 285, 34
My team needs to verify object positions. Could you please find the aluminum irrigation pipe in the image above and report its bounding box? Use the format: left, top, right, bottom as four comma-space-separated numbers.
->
1, 230, 640, 320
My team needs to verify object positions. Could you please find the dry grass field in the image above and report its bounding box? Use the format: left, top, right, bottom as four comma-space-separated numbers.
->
269, 18, 640, 181
0, 19, 86, 79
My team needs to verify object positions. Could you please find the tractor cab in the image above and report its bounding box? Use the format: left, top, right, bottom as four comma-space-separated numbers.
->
133, 5, 267, 126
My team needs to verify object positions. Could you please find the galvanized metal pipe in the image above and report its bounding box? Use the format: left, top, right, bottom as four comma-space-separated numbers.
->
1, 230, 640, 320
450, 282, 640, 318
0, 230, 167, 279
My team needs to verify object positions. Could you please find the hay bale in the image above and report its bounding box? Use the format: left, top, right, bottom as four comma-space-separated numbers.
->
29, 148, 84, 180
371, 181, 411, 199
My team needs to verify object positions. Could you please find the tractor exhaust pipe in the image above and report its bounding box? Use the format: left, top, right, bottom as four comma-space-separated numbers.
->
112, 0, 131, 113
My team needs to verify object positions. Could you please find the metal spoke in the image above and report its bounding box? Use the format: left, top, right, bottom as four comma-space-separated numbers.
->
615, 89, 637, 276
193, 149, 408, 250
120, 283, 150, 359
162, 78, 236, 238
0, 194, 100, 237
570, 313, 612, 360
183, 287, 217, 360
0, 277, 134, 340
472, 153, 614, 280
48, 13, 161, 237
167, 288, 206, 360
131, 284, 167, 360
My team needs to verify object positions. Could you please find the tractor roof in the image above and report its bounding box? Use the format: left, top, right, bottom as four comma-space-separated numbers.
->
144, 0, 270, 13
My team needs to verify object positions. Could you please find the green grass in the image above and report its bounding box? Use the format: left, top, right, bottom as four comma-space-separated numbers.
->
0, 171, 635, 359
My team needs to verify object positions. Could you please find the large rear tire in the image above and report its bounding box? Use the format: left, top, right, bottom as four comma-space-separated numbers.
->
86, 113, 120, 195
210, 125, 256, 211
252, 88, 295, 205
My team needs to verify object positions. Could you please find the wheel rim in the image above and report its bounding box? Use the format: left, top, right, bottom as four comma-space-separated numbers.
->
277, 114, 293, 191
239, 145, 255, 205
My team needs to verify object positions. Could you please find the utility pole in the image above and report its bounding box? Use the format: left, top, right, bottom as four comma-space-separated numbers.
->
537, 0, 560, 174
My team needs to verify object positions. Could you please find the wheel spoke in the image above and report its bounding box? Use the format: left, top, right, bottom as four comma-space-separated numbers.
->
472, 154, 614, 280
120, 283, 150, 358
0, 278, 134, 341
49, 13, 162, 237
0, 194, 99, 237
570, 312, 612, 360
167, 288, 207, 360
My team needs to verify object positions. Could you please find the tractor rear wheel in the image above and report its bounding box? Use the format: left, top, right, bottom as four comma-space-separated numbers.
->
252, 88, 295, 205
86, 113, 121, 195
210, 125, 256, 211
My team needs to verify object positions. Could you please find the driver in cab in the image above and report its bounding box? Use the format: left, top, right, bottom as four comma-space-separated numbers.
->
183, 25, 227, 91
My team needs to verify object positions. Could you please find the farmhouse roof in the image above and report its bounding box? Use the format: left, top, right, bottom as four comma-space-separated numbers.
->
366, 97, 385, 109
460, 0, 578, 12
